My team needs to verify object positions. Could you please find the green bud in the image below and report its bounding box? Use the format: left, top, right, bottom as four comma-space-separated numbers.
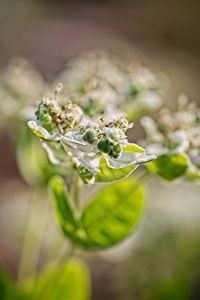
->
108, 144, 122, 159
111, 152, 121, 159
112, 143, 122, 154
83, 129, 97, 144
78, 166, 94, 184
131, 86, 140, 97
196, 113, 200, 123
36, 109, 54, 131
98, 139, 112, 153
83, 99, 105, 118
39, 113, 52, 125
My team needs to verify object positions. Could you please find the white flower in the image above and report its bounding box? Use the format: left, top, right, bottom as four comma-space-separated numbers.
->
28, 86, 157, 183
102, 127, 127, 143
141, 97, 200, 178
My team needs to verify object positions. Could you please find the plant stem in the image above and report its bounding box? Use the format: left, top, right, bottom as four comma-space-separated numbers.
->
17, 188, 48, 286
70, 172, 82, 215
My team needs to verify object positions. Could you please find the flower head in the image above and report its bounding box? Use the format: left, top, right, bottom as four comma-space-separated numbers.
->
141, 95, 200, 180
55, 51, 166, 121
28, 85, 156, 184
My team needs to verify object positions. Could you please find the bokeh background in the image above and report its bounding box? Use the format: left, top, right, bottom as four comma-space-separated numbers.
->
0, 1, 200, 299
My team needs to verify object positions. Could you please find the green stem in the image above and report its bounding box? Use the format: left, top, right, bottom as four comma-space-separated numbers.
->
17, 188, 48, 286
70, 171, 82, 215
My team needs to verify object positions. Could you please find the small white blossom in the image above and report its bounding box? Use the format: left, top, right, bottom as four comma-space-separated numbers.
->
28, 86, 156, 183
141, 97, 200, 178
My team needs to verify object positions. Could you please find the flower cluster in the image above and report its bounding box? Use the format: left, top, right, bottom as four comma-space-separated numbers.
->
0, 58, 45, 120
56, 51, 166, 120
0, 52, 167, 131
28, 85, 156, 184
141, 95, 200, 179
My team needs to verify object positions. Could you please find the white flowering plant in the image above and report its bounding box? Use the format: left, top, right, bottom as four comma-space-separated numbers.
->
56, 51, 166, 121
141, 95, 200, 181
26, 84, 156, 251
1, 52, 200, 300
0, 53, 165, 186
28, 84, 155, 186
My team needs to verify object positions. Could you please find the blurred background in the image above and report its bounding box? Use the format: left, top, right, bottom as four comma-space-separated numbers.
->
0, 0, 200, 299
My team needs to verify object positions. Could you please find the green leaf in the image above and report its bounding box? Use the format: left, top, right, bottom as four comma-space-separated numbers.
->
95, 157, 138, 182
123, 143, 145, 153
24, 258, 90, 300
0, 267, 15, 300
106, 152, 156, 169
81, 178, 145, 249
95, 143, 153, 183
148, 153, 189, 181
50, 176, 86, 245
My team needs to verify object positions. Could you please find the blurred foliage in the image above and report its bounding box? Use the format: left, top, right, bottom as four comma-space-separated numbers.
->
148, 153, 189, 181
115, 228, 200, 300
141, 96, 200, 182
0, 258, 90, 300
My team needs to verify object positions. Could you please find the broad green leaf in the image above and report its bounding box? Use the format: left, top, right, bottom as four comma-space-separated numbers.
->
50, 176, 86, 245
81, 178, 145, 249
148, 153, 189, 181
95, 157, 138, 182
23, 258, 90, 300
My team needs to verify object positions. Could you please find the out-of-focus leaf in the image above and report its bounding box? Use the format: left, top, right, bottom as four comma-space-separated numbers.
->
80, 178, 145, 249
0, 267, 15, 300
148, 153, 189, 181
21, 258, 90, 300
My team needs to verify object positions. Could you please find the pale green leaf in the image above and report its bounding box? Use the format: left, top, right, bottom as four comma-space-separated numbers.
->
95, 157, 138, 182
148, 153, 189, 181
95, 143, 153, 183
123, 143, 145, 153
106, 152, 156, 169
81, 178, 145, 249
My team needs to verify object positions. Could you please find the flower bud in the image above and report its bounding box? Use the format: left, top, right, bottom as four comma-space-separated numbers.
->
108, 143, 122, 159
97, 139, 112, 153
36, 109, 53, 131
83, 129, 97, 144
